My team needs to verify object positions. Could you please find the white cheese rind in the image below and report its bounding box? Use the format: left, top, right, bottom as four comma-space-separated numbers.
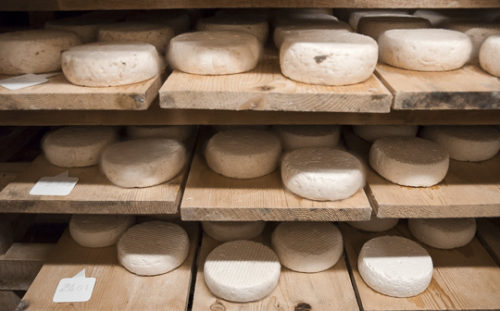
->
446, 22, 500, 63
205, 129, 281, 179
69, 215, 134, 247
348, 215, 399, 232
357, 15, 431, 40
369, 137, 449, 187
421, 126, 500, 162
379, 29, 472, 71
202, 222, 266, 242
117, 221, 190, 276
275, 125, 340, 150
204, 240, 280, 302
358, 236, 433, 297
271, 222, 343, 273
196, 16, 269, 42
281, 148, 365, 201
100, 138, 186, 188
126, 125, 193, 141
479, 35, 500, 77
353, 125, 418, 142
408, 218, 476, 249
42, 126, 118, 168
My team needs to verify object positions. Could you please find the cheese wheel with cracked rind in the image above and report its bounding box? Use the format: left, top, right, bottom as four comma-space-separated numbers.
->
69, 214, 134, 247
202, 221, 266, 242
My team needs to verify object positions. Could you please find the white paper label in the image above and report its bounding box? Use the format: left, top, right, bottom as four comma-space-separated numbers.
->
0, 74, 48, 90
53, 269, 96, 303
30, 171, 78, 196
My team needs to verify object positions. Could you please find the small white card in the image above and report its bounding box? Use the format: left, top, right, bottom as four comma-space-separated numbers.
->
0, 74, 48, 90
53, 269, 96, 303
30, 171, 78, 196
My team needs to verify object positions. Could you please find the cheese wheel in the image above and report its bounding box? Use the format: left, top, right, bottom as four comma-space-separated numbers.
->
117, 221, 189, 276
357, 15, 431, 40
413, 10, 449, 26
409, 218, 476, 249
446, 22, 500, 63
358, 236, 433, 297
479, 35, 500, 77
353, 125, 418, 142
62, 42, 163, 87
126, 125, 193, 141
205, 129, 281, 179
379, 29, 472, 71
281, 148, 365, 201
204, 240, 280, 302
421, 126, 500, 162
197, 15, 269, 42
69, 215, 134, 248
168, 31, 262, 75
0, 30, 81, 75
369, 137, 449, 187
280, 30, 377, 86
202, 221, 266, 242
100, 138, 186, 188
348, 215, 399, 232
273, 21, 352, 48
98, 23, 175, 54
45, 14, 118, 43
271, 222, 343, 273
42, 126, 117, 168
348, 10, 411, 30
275, 125, 340, 150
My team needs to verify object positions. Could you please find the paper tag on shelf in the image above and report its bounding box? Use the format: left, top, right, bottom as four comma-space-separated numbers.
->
0, 73, 49, 90
53, 269, 96, 303
29, 171, 78, 196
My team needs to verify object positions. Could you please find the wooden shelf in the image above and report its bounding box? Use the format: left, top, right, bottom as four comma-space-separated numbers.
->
341, 223, 500, 311
191, 230, 359, 311
376, 64, 500, 110
0, 73, 161, 110
181, 150, 372, 221
160, 55, 392, 113
21, 223, 199, 311
0, 155, 189, 215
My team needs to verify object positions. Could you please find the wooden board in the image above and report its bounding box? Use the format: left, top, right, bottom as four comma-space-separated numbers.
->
21, 224, 199, 311
341, 223, 500, 311
477, 218, 500, 264
367, 154, 500, 218
181, 151, 372, 221
191, 231, 359, 311
160, 56, 392, 113
376, 64, 500, 110
0, 73, 161, 110
0, 155, 188, 215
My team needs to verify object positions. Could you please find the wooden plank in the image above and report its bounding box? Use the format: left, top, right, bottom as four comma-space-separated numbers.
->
160, 56, 392, 113
181, 150, 372, 221
21, 224, 198, 310
367, 154, 500, 219
341, 223, 500, 311
0, 155, 189, 215
1, 0, 499, 10
0, 243, 54, 290
192, 231, 359, 311
477, 218, 500, 264
0, 73, 161, 110
376, 64, 500, 110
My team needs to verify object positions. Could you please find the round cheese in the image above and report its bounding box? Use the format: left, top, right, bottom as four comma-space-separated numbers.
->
369, 137, 449, 187
280, 30, 378, 86
271, 222, 343, 273
126, 125, 193, 141
358, 236, 433, 297
117, 221, 189, 276
98, 23, 175, 54
100, 138, 186, 188
205, 129, 281, 179
204, 240, 280, 302
379, 29, 472, 71
348, 216, 399, 232
421, 126, 500, 162
446, 22, 500, 63
202, 221, 266, 242
62, 42, 164, 87
480, 35, 500, 77
408, 218, 476, 249
413, 10, 449, 26
168, 31, 262, 75
42, 126, 117, 168
0, 30, 81, 75
353, 125, 418, 142
275, 125, 340, 150
281, 148, 365, 201
357, 15, 431, 40
69, 214, 134, 247
348, 10, 411, 30
196, 15, 269, 42
273, 21, 352, 48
